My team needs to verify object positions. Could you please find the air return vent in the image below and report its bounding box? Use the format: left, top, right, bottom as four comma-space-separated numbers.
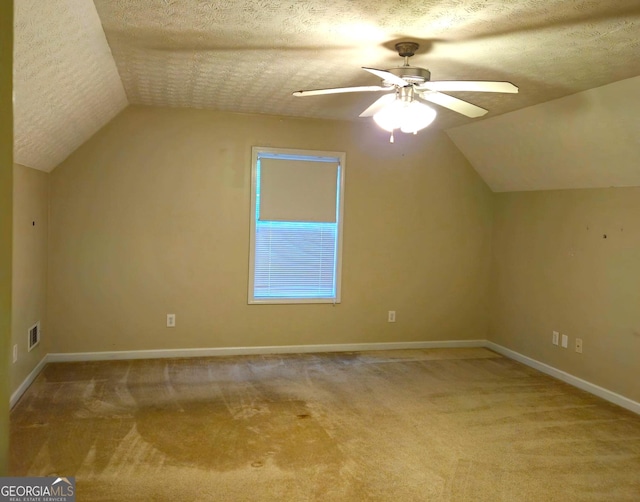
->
28, 321, 40, 351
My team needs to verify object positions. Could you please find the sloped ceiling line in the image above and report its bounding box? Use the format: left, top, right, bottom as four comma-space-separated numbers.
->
447, 75, 640, 192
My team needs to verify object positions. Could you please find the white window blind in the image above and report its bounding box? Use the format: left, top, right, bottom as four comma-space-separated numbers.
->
249, 147, 345, 304
259, 158, 339, 222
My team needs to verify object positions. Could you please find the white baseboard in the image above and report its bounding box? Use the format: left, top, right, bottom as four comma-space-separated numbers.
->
486, 341, 640, 415
11, 340, 639, 416
11, 340, 485, 406
46, 339, 486, 363
10, 355, 48, 409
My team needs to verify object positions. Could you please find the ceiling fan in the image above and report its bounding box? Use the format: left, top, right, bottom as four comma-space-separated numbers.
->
293, 42, 518, 138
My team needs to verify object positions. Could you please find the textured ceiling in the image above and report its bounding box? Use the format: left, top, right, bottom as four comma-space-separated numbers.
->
13, 0, 640, 180
13, 0, 127, 172
93, 0, 640, 126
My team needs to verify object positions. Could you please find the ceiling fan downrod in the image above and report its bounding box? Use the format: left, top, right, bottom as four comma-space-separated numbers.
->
395, 41, 419, 67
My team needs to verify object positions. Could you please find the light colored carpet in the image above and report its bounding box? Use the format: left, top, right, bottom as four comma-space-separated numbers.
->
10, 348, 640, 501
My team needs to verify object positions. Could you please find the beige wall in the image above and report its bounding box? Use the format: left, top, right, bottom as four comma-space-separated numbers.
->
11, 164, 49, 394
14, 100, 640, 411
490, 188, 640, 402
0, 0, 13, 475
48, 105, 493, 353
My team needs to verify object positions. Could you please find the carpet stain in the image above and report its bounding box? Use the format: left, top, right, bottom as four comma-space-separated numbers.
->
132, 398, 342, 472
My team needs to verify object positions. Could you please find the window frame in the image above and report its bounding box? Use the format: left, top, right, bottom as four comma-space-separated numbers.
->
248, 146, 346, 305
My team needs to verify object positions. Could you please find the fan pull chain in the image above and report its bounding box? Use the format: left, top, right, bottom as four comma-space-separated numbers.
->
390, 131, 394, 143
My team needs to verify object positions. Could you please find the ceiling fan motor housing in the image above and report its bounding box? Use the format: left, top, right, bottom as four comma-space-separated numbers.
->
387, 66, 431, 85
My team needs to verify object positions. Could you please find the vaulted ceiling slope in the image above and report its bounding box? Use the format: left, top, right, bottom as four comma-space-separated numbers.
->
447, 76, 640, 192
13, 0, 640, 187
14, 0, 127, 172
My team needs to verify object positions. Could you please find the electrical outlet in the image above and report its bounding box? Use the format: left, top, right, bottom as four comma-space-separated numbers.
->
167, 314, 176, 328
12, 344, 17, 363
552, 331, 559, 346
561, 334, 568, 349
575, 338, 583, 353
388, 311, 396, 323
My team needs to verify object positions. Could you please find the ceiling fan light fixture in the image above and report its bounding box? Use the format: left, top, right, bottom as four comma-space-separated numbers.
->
400, 101, 437, 133
373, 99, 404, 132
373, 99, 436, 134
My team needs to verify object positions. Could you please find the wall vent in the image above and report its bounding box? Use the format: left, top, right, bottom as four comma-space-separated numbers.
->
28, 321, 40, 352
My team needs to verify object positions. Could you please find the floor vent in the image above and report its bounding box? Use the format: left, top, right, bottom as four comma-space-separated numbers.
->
28, 322, 40, 351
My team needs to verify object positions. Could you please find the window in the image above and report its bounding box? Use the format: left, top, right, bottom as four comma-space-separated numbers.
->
249, 147, 345, 304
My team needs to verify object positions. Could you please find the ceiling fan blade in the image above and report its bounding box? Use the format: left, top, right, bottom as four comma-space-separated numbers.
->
416, 81, 518, 93
362, 68, 408, 88
359, 94, 397, 117
419, 91, 488, 118
293, 85, 388, 97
